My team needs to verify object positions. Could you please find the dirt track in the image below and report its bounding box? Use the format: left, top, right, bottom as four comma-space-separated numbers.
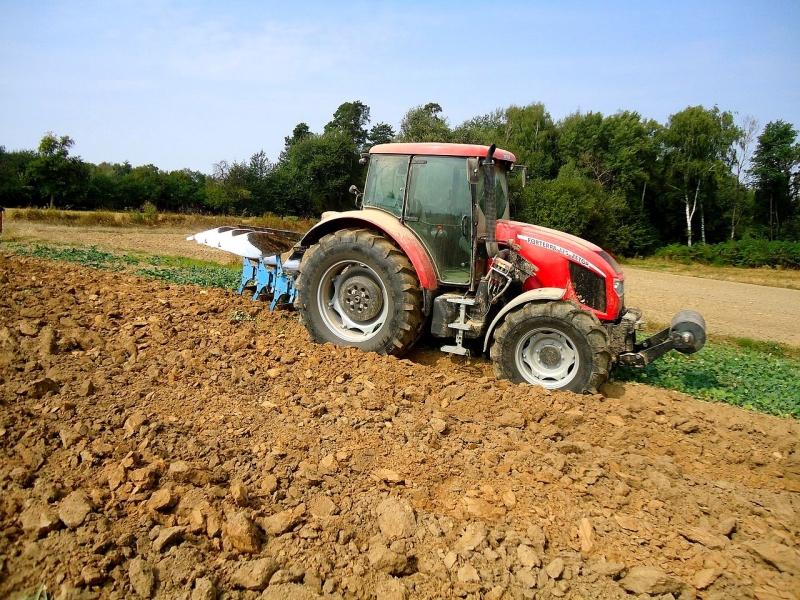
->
624, 269, 800, 347
1, 253, 799, 600
5, 222, 800, 348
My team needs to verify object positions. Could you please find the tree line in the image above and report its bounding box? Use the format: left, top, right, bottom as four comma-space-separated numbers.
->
1, 100, 797, 255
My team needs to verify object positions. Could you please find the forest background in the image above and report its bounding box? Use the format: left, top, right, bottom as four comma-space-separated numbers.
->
1, 100, 798, 257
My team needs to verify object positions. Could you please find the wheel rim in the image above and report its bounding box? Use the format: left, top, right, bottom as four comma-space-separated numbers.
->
316, 260, 389, 342
514, 327, 580, 389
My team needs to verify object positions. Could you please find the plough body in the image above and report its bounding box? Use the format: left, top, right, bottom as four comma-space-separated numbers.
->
187, 226, 302, 309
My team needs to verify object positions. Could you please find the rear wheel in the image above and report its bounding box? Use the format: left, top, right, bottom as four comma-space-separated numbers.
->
295, 229, 424, 356
490, 300, 611, 393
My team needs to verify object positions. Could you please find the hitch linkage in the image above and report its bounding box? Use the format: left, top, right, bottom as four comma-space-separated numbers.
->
617, 310, 707, 368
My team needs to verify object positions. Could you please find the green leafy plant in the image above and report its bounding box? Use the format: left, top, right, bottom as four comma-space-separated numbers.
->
133, 265, 239, 289
7, 243, 139, 271
614, 344, 800, 418
148, 255, 232, 270
229, 310, 256, 322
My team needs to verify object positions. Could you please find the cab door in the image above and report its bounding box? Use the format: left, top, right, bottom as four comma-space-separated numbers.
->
404, 156, 472, 285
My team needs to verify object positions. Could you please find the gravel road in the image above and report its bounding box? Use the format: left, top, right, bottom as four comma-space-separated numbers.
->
625, 268, 800, 347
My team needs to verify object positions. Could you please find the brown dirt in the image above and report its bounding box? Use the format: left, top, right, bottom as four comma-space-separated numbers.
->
1, 253, 799, 600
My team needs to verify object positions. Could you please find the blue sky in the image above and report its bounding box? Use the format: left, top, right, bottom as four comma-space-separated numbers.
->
1, 1, 798, 173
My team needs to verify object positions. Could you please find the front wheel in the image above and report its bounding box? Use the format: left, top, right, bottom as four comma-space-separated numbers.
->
295, 229, 424, 356
490, 301, 611, 393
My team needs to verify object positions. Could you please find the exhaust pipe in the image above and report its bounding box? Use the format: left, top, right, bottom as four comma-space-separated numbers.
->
482, 144, 498, 258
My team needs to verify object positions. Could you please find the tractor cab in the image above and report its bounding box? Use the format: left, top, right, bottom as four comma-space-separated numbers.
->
363, 143, 514, 289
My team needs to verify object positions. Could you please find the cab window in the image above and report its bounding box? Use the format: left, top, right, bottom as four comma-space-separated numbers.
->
363, 155, 409, 216
477, 166, 509, 220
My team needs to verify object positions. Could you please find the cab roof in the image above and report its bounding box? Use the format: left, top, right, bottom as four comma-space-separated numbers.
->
370, 142, 516, 163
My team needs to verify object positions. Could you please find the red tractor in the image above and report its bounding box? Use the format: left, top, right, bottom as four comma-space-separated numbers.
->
291, 143, 705, 393
191, 142, 706, 393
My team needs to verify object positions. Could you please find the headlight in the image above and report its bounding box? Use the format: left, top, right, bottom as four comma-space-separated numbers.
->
613, 278, 624, 297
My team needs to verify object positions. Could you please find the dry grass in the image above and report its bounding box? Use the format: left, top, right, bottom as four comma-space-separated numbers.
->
6, 207, 316, 233
621, 257, 800, 291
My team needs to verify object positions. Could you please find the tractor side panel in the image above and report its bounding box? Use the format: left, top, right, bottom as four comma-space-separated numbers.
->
300, 210, 439, 290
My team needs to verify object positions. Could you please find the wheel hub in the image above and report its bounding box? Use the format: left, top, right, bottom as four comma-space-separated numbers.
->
515, 327, 579, 388
537, 344, 561, 368
338, 275, 382, 322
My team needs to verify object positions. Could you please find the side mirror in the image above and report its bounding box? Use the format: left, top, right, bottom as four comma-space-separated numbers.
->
359, 153, 369, 165
514, 165, 528, 188
466, 158, 479, 184
349, 185, 364, 209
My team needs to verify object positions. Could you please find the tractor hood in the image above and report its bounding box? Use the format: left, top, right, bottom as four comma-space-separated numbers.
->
496, 220, 625, 320
497, 220, 622, 278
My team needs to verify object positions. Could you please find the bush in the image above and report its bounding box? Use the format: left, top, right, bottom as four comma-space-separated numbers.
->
131, 201, 159, 225
655, 239, 800, 269
518, 166, 635, 255
143, 201, 159, 222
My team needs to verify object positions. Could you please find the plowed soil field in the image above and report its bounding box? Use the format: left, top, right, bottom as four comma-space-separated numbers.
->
1, 251, 799, 600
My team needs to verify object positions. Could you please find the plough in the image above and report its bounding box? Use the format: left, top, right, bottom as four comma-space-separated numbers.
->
187, 226, 303, 309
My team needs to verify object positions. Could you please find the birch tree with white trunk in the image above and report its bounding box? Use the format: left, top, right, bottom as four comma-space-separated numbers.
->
664, 106, 741, 246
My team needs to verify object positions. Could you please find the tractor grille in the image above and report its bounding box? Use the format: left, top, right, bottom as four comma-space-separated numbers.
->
569, 262, 606, 312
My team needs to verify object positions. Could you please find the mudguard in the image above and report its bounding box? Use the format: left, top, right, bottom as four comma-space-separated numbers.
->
299, 209, 439, 290
482, 287, 566, 352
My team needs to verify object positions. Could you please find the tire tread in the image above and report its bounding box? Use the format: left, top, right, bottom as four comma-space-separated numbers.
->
490, 300, 611, 393
295, 229, 424, 357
